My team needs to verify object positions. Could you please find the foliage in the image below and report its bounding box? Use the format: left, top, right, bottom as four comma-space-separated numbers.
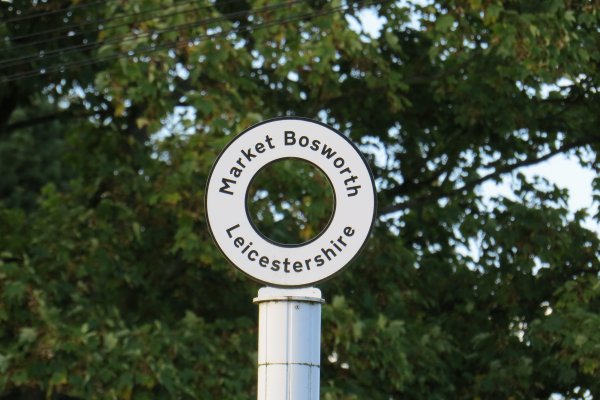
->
248, 158, 335, 244
1, 0, 599, 398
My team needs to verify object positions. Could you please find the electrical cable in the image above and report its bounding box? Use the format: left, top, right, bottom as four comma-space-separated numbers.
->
3, 0, 274, 54
8, 0, 197, 42
0, 0, 303, 69
2, 0, 117, 24
6, 0, 252, 48
0, 0, 386, 84
1, 4, 332, 82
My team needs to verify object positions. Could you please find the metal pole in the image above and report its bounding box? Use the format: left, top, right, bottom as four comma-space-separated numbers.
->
254, 287, 324, 400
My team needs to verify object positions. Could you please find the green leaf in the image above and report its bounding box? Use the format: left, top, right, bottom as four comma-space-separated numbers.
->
484, 4, 502, 25
564, 10, 575, 23
435, 14, 454, 32
104, 333, 118, 352
50, 370, 68, 385
0, 354, 10, 373
18, 327, 37, 344
3, 281, 27, 304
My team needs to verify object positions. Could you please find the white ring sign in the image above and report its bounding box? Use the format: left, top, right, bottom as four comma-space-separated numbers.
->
205, 117, 376, 287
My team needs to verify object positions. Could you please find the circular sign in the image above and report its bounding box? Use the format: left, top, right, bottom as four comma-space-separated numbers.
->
205, 117, 376, 287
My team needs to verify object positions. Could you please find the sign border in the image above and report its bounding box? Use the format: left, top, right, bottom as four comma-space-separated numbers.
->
204, 116, 377, 287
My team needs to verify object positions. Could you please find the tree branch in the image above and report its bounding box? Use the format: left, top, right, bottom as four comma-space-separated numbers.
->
460, 140, 589, 193
2, 110, 89, 136
378, 139, 594, 217
0, 82, 20, 131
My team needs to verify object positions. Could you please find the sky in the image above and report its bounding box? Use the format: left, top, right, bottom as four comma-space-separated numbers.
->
349, 7, 599, 233
157, 5, 598, 235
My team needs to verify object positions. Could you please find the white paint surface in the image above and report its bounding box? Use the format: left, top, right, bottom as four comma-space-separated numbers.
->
206, 118, 376, 287
254, 287, 323, 400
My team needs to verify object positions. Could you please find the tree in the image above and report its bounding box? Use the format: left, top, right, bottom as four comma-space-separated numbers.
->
1, 0, 599, 398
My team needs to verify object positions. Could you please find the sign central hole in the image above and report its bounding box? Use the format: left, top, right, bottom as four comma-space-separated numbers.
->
246, 158, 335, 245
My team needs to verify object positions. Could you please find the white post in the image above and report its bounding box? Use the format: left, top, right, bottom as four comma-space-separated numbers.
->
254, 287, 324, 400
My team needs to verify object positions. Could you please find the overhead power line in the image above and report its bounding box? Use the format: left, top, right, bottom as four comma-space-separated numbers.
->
0, 0, 304, 69
2, 0, 116, 24
0, 0, 388, 84
4, 0, 251, 48
7, 0, 201, 43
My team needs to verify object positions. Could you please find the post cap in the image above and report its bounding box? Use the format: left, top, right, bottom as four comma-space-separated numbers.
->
253, 286, 324, 304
